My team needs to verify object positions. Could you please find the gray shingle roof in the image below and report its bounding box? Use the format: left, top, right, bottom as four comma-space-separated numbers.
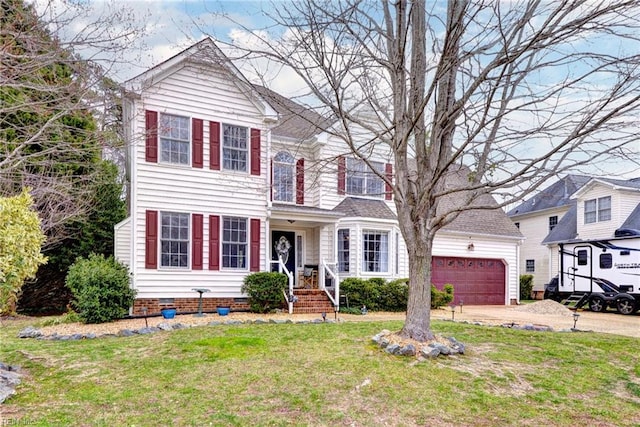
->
252, 85, 333, 140
619, 202, 640, 231
332, 197, 397, 220
508, 175, 591, 217
541, 203, 578, 244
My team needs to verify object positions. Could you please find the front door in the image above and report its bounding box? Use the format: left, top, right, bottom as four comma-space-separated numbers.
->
271, 230, 296, 276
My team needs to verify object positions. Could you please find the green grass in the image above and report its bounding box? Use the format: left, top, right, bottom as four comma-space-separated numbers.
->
1, 317, 639, 426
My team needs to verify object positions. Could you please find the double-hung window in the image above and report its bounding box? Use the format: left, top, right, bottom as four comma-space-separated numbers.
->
222, 124, 248, 172
584, 196, 611, 224
362, 231, 388, 273
159, 114, 190, 165
337, 229, 350, 272
525, 259, 535, 273
222, 216, 247, 269
160, 212, 189, 268
346, 158, 384, 198
549, 216, 558, 232
273, 151, 295, 202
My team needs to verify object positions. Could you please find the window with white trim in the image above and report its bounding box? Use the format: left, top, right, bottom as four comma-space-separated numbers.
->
362, 231, 388, 273
584, 196, 611, 224
273, 151, 295, 202
222, 216, 247, 269
346, 158, 384, 198
337, 229, 350, 272
159, 114, 190, 165
222, 124, 248, 172
160, 212, 189, 268
549, 216, 558, 232
525, 259, 535, 273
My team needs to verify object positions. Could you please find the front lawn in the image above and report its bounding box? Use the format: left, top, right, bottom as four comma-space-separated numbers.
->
1, 317, 638, 426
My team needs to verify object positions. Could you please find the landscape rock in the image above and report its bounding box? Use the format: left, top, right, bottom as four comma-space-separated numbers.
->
420, 347, 441, 359
385, 344, 401, 354
398, 344, 416, 356
0, 363, 21, 403
18, 326, 42, 339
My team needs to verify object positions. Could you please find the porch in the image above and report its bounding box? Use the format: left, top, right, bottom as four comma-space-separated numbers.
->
269, 203, 343, 314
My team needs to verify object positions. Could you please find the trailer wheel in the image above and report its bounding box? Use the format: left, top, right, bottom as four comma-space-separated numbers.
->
588, 297, 606, 313
616, 298, 636, 315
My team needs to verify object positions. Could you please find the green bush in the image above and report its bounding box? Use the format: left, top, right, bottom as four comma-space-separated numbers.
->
431, 284, 454, 308
379, 278, 409, 311
339, 277, 381, 311
520, 274, 534, 300
65, 254, 135, 324
241, 272, 288, 313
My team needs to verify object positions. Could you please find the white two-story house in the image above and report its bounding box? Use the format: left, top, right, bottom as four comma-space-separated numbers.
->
115, 38, 523, 315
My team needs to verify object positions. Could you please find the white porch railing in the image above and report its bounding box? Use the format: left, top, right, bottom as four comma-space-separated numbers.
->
322, 259, 340, 312
270, 257, 295, 314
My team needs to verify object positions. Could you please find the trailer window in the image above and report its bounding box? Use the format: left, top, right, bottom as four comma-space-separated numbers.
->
577, 250, 588, 266
599, 253, 612, 269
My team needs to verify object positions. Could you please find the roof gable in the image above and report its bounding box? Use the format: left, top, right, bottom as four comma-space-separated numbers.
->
508, 175, 591, 217
124, 38, 277, 118
333, 197, 396, 220
570, 177, 640, 199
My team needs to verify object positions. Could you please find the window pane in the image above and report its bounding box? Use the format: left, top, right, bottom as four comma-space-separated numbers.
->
362, 231, 388, 272
160, 212, 189, 268
159, 114, 190, 165
222, 217, 248, 269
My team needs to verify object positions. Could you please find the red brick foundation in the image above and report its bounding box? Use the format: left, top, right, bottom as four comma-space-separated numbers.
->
132, 297, 249, 316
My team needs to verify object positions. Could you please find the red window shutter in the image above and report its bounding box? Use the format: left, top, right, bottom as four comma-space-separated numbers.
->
145, 210, 158, 269
385, 163, 393, 200
250, 218, 260, 272
337, 156, 346, 195
192, 214, 203, 270
209, 215, 220, 270
250, 128, 261, 176
209, 121, 220, 170
192, 118, 203, 168
296, 158, 305, 205
145, 110, 158, 163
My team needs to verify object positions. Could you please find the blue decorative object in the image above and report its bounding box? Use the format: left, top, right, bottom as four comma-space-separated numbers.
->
217, 306, 230, 316
161, 308, 176, 319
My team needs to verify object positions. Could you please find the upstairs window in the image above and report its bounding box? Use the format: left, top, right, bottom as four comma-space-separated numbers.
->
584, 196, 611, 224
549, 216, 558, 232
273, 151, 295, 202
223, 124, 248, 172
159, 114, 190, 165
346, 158, 384, 198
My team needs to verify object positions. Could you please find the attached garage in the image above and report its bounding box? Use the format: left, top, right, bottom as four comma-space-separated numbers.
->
432, 256, 506, 305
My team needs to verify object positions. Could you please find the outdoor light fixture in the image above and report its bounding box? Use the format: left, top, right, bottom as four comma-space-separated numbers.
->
451, 305, 456, 321
459, 301, 464, 313
467, 242, 475, 251
141, 307, 148, 328
572, 312, 580, 329
322, 312, 326, 321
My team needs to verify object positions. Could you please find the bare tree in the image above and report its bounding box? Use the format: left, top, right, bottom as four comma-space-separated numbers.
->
214, 0, 640, 341
0, 0, 144, 247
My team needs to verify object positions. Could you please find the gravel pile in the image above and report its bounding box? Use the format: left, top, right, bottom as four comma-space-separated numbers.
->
513, 299, 573, 317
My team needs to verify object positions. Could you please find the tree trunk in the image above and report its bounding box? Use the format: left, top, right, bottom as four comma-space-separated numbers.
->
398, 211, 436, 342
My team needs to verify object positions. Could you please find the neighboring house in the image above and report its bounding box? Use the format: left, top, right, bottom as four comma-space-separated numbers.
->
507, 175, 591, 297
509, 175, 640, 298
114, 38, 523, 315
542, 177, 640, 279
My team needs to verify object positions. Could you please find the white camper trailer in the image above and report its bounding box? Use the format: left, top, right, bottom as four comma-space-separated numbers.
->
544, 233, 640, 314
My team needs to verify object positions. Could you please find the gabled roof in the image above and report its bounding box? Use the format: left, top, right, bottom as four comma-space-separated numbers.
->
252, 85, 333, 140
619, 202, 640, 231
570, 176, 640, 199
123, 38, 277, 118
541, 203, 578, 244
333, 197, 397, 220
507, 175, 591, 217
437, 165, 522, 238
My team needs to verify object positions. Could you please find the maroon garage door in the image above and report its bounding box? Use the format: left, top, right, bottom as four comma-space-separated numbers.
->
432, 257, 506, 305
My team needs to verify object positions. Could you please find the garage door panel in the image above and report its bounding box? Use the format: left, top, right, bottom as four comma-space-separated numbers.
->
432, 256, 505, 305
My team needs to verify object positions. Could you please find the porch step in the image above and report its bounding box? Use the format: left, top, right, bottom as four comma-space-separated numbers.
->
292, 289, 335, 314
563, 292, 590, 310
